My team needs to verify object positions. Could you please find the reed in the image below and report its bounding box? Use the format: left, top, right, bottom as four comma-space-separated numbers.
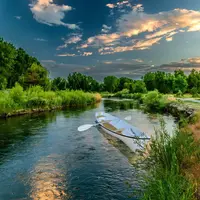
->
0, 84, 101, 117
141, 120, 200, 200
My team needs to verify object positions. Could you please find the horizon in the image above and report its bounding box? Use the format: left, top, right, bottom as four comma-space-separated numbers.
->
1, 0, 200, 80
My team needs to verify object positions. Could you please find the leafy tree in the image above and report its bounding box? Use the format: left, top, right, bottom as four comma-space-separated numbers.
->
173, 75, 188, 93
187, 69, 200, 91
143, 72, 156, 91
104, 76, 119, 93
0, 38, 17, 87
0, 75, 7, 90
52, 77, 68, 91
131, 80, 147, 93
118, 77, 133, 91
19, 63, 50, 90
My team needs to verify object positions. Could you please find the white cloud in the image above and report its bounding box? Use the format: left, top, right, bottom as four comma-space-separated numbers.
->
14, 16, 22, 20
57, 34, 82, 50
29, 0, 79, 29
34, 38, 48, 42
101, 24, 112, 33
132, 59, 144, 63
82, 52, 93, 56
73, 5, 200, 55
57, 53, 77, 57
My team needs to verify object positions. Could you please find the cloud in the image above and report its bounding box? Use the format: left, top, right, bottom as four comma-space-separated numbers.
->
106, 1, 132, 9
101, 24, 112, 33
76, 6, 200, 55
29, 0, 79, 29
41, 60, 55, 63
106, 4, 115, 9
186, 57, 200, 64
82, 52, 93, 56
34, 38, 48, 42
14, 16, 22, 20
57, 34, 82, 50
132, 59, 144, 63
57, 53, 77, 57
166, 37, 173, 41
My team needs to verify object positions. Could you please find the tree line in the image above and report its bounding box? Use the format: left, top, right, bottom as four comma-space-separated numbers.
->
1, 38, 200, 95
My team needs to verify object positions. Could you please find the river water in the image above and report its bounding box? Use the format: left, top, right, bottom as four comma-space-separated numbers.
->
0, 99, 176, 200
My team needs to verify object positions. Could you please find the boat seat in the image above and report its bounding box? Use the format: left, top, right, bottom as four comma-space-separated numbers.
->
97, 115, 105, 118
101, 122, 125, 134
115, 128, 125, 134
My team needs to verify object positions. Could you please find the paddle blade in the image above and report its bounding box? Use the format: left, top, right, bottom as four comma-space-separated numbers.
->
77, 124, 94, 132
124, 116, 132, 121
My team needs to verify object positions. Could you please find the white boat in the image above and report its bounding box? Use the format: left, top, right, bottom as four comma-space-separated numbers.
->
95, 112, 150, 152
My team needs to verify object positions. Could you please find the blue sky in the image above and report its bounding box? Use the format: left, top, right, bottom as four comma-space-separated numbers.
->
0, 0, 200, 80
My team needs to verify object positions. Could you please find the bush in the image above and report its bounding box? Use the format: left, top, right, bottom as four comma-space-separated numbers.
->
114, 89, 129, 97
0, 86, 100, 115
143, 90, 167, 112
141, 121, 199, 200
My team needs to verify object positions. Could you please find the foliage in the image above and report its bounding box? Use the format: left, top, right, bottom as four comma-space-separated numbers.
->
143, 90, 167, 112
0, 38, 42, 88
131, 80, 147, 93
19, 63, 50, 90
104, 76, 119, 93
51, 77, 68, 91
0, 84, 100, 116
141, 121, 200, 200
68, 72, 99, 92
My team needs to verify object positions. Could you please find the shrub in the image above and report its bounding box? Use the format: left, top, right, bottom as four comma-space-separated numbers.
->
143, 90, 167, 112
141, 121, 199, 200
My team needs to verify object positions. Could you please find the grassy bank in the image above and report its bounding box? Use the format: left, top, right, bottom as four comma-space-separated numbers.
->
140, 120, 200, 200
0, 84, 101, 118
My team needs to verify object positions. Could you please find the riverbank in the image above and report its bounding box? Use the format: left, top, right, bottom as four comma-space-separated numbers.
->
0, 84, 101, 118
103, 92, 200, 199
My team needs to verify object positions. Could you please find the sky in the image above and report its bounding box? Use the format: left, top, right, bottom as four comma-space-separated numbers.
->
0, 0, 200, 80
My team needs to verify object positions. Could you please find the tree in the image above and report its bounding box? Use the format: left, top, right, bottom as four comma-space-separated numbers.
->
52, 77, 68, 91
187, 69, 200, 92
143, 72, 156, 91
19, 63, 50, 90
173, 75, 188, 93
0, 38, 17, 87
131, 80, 147, 93
118, 77, 133, 91
104, 76, 119, 93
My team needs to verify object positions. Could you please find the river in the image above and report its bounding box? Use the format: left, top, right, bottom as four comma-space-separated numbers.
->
0, 99, 176, 200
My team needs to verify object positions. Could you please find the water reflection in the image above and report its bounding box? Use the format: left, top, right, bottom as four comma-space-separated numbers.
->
104, 99, 135, 112
30, 154, 70, 200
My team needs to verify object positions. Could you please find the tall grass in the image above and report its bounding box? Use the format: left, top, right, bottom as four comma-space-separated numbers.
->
0, 84, 101, 116
140, 120, 200, 200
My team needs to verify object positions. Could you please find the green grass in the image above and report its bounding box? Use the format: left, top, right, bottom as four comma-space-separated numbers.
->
0, 84, 101, 116
140, 120, 200, 200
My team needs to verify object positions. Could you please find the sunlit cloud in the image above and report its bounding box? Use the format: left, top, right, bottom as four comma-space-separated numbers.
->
76, 6, 200, 55
29, 0, 79, 29
106, 3, 115, 9
166, 37, 173, 41
57, 34, 82, 50
82, 52, 93, 56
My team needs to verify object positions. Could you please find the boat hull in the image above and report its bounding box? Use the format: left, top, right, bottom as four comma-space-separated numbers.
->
99, 124, 143, 152
95, 112, 147, 152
